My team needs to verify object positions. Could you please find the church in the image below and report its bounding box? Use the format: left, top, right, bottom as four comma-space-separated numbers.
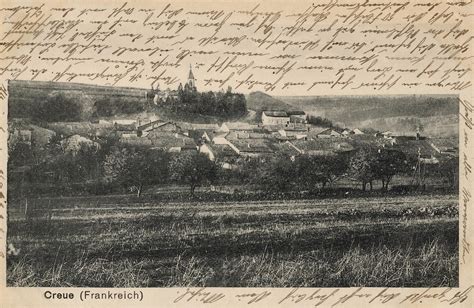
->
152, 65, 197, 104
184, 65, 197, 92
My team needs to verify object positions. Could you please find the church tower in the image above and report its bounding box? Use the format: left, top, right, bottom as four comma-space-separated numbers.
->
186, 65, 196, 91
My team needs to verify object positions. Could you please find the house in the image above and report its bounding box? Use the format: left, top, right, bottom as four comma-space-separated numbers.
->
147, 132, 197, 152
119, 136, 153, 147
235, 132, 250, 139
115, 123, 137, 138
342, 129, 351, 136
342, 128, 364, 136
352, 128, 364, 135
138, 121, 183, 136
276, 123, 308, 139
226, 138, 274, 157
137, 120, 165, 133
152, 66, 196, 103
316, 128, 342, 138
261, 110, 290, 126
306, 128, 329, 140
112, 119, 137, 126
120, 132, 139, 138
189, 123, 220, 131
287, 111, 307, 123
248, 132, 270, 139
392, 132, 424, 142
347, 133, 394, 149
212, 132, 230, 145
48, 122, 91, 137
153, 88, 179, 104
219, 122, 259, 133
290, 139, 354, 156
262, 124, 288, 138
10, 129, 32, 145
187, 123, 220, 142
276, 135, 297, 142
200, 143, 240, 169
10, 123, 56, 148
271, 141, 301, 160
48, 122, 114, 140
430, 138, 458, 156
200, 143, 217, 161
278, 128, 307, 140
201, 131, 216, 143
391, 138, 438, 163
382, 131, 393, 138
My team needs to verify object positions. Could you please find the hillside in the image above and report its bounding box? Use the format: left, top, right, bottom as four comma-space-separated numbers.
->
276, 94, 459, 137
8, 80, 459, 137
8, 80, 248, 124
8, 80, 149, 120
277, 95, 458, 120
357, 114, 458, 137
246, 91, 295, 111
245, 91, 298, 122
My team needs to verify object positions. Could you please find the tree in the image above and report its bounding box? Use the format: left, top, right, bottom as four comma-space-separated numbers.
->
32, 93, 82, 122
93, 97, 146, 117
170, 151, 218, 197
412, 122, 424, 134
435, 155, 458, 189
8, 142, 33, 168
105, 147, 169, 197
293, 154, 348, 191
349, 146, 379, 191
374, 149, 407, 190
173, 88, 248, 118
254, 157, 298, 192
307, 116, 334, 128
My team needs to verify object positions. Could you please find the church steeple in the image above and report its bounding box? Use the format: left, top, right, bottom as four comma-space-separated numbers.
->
187, 64, 196, 91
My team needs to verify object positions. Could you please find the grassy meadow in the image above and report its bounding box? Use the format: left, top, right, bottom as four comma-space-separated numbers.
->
7, 193, 458, 287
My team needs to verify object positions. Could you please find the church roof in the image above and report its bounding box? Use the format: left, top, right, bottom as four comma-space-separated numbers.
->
188, 66, 195, 80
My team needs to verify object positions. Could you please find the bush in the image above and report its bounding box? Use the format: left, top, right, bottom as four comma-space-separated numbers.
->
32, 93, 82, 122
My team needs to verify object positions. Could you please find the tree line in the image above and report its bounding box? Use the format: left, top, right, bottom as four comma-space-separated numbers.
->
161, 87, 247, 118
9, 135, 458, 199
22, 88, 248, 123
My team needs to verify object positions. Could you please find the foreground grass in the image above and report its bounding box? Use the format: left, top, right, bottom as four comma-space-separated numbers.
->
7, 195, 458, 287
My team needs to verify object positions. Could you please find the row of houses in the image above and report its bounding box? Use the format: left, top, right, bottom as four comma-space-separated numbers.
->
108, 118, 454, 170
261, 110, 307, 125
9, 114, 458, 168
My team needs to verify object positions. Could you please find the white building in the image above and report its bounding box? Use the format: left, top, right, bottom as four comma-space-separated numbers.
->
261, 111, 290, 126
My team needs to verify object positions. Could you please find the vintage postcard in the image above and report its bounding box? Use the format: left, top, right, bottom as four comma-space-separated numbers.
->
0, 0, 472, 307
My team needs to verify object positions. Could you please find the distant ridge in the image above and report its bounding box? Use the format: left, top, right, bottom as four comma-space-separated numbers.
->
276, 94, 459, 137
9, 80, 149, 98
246, 91, 296, 112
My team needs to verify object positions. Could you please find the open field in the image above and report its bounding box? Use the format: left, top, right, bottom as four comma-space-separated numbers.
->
7, 194, 458, 287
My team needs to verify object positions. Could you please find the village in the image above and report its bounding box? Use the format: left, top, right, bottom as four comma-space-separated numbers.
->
7, 68, 459, 197
6, 74, 460, 290
31, 110, 452, 170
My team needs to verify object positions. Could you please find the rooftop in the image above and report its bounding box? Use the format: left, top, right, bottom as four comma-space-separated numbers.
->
208, 144, 239, 157
230, 139, 274, 153
263, 110, 288, 117
221, 122, 260, 131
291, 139, 354, 155
287, 110, 306, 116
